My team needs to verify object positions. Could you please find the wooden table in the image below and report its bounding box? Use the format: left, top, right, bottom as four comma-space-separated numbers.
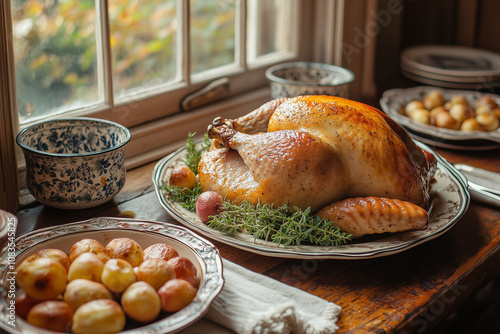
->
12, 145, 500, 333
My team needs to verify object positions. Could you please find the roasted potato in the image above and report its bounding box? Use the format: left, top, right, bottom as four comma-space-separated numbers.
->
423, 90, 446, 110
69, 238, 110, 263
105, 237, 143, 267
435, 110, 460, 130
407, 108, 430, 124
121, 281, 161, 323
35, 248, 71, 271
136, 258, 175, 290
169, 165, 197, 190
101, 258, 137, 293
460, 118, 484, 132
16, 257, 67, 301
404, 100, 425, 116
476, 112, 500, 131
404, 91, 500, 133
167, 257, 200, 288
15, 291, 40, 320
68, 252, 104, 282
72, 299, 126, 334
158, 279, 197, 313
449, 104, 474, 123
477, 95, 498, 110
27, 301, 73, 332
143, 243, 179, 262
64, 279, 113, 311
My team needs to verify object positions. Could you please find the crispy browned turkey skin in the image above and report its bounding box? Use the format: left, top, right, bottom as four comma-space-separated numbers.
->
198, 95, 437, 237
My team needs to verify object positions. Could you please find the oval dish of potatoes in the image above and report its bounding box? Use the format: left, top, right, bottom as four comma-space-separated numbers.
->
0, 218, 224, 334
380, 86, 500, 149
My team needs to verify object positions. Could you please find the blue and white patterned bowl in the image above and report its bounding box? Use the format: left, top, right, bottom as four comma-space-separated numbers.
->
265, 61, 355, 99
16, 117, 131, 209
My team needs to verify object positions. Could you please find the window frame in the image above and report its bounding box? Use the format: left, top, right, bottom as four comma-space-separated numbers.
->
1, 0, 346, 209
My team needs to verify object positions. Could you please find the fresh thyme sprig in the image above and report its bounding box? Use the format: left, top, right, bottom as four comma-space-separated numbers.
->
183, 132, 211, 174
160, 182, 203, 212
207, 200, 352, 246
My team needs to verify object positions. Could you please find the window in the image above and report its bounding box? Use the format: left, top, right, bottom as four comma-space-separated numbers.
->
2, 0, 345, 209
7, 0, 311, 166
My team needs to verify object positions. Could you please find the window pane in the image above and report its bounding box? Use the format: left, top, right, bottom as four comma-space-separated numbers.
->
109, 0, 178, 98
12, 0, 101, 124
190, 0, 236, 76
247, 0, 293, 62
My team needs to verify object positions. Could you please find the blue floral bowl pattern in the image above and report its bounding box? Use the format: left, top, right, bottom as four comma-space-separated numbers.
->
265, 61, 355, 99
16, 118, 131, 209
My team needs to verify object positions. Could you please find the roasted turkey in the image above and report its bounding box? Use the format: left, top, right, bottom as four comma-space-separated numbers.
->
198, 95, 437, 237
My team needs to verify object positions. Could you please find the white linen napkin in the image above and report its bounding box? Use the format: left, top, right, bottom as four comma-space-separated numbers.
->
180, 259, 341, 334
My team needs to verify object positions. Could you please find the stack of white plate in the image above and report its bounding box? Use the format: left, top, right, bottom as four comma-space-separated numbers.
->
400, 45, 500, 89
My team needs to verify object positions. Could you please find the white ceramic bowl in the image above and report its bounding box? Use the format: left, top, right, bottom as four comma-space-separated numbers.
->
265, 61, 355, 99
0, 217, 224, 334
16, 117, 131, 209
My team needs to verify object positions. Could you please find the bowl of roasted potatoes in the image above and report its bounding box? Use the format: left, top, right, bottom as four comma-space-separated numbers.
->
380, 86, 500, 149
0, 218, 223, 334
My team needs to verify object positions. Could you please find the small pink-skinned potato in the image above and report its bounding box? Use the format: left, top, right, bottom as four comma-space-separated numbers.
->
105, 237, 143, 267
143, 243, 179, 262
16, 257, 67, 301
101, 258, 137, 293
71, 299, 126, 334
27, 300, 73, 332
158, 279, 197, 313
68, 252, 104, 282
35, 248, 71, 271
15, 291, 40, 320
63, 279, 113, 311
196, 191, 223, 223
121, 281, 162, 323
167, 256, 200, 288
137, 258, 175, 290
69, 238, 110, 263
169, 165, 197, 191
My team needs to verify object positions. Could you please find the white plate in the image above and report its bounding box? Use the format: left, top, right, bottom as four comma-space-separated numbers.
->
400, 62, 500, 84
380, 86, 500, 150
152, 141, 470, 260
0, 218, 224, 334
401, 45, 500, 78
399, 68, 500, 90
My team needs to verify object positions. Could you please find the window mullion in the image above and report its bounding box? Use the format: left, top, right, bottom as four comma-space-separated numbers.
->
239, 0, 247, 70
98, 0, 114, 108
181, 0, 190, 84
